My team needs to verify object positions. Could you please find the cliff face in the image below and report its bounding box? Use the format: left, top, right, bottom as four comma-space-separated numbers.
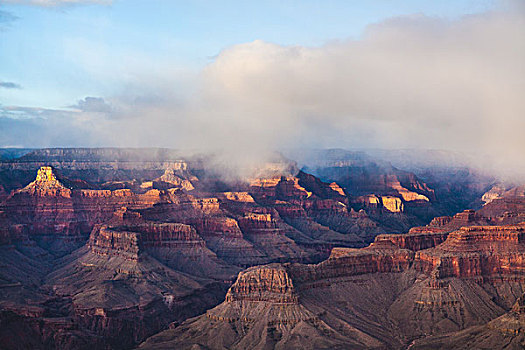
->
88, 223, 208, 259
225, 264, 298, 303
478, 187, 525, 225
401, 201, 522, 250
354, 194, 404, 212
87, 222, 239, 279
374, 231, 449, 251
290, 241, 414, 284
89, 226, 141, 260
428, 209, 491, 230
146, 166, 197, 191
415, 224, 525, 280
221, 191, 255, 203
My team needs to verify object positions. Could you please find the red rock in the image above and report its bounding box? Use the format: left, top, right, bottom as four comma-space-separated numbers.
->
88, 225, 141, 260
0, 167, 170, 253
16, 166, 71, 197
225, 264, 298, 303
415, 223, 525, 279
374, 231, 449, 251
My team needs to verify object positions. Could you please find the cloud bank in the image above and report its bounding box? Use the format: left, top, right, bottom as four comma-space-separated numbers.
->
2, 2, 524, 178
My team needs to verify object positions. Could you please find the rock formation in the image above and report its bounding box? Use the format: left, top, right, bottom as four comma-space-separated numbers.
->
140, 221, 525, 349
1, 166, 170, 254
1, 147, 524, 350
17, 166, 72, 197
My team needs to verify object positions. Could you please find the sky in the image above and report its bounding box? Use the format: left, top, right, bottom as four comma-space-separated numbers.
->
0, 0, 524, 177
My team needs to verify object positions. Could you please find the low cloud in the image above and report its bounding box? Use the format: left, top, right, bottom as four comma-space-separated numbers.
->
151, 3, 522, 179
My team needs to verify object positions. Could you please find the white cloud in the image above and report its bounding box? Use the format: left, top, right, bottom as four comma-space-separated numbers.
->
186, 5, 524, 178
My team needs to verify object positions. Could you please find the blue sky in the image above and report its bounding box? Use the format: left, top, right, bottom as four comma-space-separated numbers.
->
1, 0, 496, 108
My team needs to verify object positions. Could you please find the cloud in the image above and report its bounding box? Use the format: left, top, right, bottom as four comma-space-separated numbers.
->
69, 96, 112, 113
1, 2, 524, 180
188, 5, 524, 178
1, 0, 111, 6
0, 81, 21, 89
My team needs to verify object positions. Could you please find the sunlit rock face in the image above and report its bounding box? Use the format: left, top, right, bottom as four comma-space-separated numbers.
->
157, 167, 196, 191
415, 223, 525, 279
354, 194, 404, 212
374, 231, 449, 251
221, 191, 255, 202
18, 166, 72, 197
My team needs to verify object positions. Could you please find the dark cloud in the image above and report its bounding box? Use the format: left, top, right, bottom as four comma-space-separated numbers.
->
69, 96, 112, 113
0, 81, 22, 89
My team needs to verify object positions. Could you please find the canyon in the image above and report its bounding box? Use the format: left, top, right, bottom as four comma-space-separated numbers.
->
0, 148, 523, 349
